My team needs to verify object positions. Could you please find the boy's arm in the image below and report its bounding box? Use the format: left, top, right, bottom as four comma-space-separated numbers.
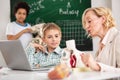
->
38, 57, 60, 67
26, 44, 39, 68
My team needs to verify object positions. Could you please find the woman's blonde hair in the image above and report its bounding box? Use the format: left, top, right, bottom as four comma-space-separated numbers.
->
42, 23, 62, 38
82, 7, 115, 29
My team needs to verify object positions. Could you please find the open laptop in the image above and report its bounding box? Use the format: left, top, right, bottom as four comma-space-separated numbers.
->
0, 40, 53, 71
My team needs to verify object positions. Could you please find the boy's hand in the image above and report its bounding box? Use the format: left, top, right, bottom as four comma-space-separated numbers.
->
35, 64, 40, 68
32, 43, 46, 53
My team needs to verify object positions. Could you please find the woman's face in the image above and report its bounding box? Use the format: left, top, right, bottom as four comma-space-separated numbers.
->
15, 8, 27, 24
84, 10, 104, 37
43, 29, 61, 50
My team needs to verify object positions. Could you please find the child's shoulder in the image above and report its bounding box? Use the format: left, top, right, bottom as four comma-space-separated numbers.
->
7, 22, 16, 27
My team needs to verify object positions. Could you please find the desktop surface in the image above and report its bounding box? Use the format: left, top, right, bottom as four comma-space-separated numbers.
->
1, 67, 120, 80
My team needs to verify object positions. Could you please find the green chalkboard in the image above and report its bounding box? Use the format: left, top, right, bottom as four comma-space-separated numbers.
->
11, 0, 93, 51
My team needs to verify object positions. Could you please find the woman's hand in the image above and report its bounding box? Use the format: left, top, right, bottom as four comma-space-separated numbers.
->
80, 53, 101, 71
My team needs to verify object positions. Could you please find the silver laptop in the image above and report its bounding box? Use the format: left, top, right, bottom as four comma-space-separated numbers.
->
0, 40, 53, 71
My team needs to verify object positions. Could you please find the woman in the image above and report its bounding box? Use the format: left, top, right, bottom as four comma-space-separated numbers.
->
81, 7, 120, 72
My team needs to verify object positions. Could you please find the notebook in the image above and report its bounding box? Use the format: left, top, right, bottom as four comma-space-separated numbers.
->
0, 40, 53, 71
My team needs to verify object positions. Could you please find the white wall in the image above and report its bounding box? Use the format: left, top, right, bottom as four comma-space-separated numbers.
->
111, 0, 120, 30
92, 0, 112, 8
0, 0, 10, 40
0, 0, 10, 66
0, 0, 120, 66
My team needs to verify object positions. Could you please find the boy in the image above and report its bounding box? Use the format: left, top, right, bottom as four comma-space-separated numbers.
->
26, 23, 63, 68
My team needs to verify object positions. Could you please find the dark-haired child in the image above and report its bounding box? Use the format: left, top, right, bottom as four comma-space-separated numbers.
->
6, 2, 33, 48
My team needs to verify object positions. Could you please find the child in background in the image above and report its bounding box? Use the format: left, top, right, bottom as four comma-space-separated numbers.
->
26, 23, 63, 68
6, 2, 33, 48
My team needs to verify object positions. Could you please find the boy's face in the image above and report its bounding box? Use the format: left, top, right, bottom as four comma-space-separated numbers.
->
15, 8, 27, 24
43, 29, 61, 50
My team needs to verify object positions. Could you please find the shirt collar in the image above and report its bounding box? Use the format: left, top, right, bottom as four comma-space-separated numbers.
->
14, 21, 28, 27
102, 27, 118, 45
44, 46, 62, 55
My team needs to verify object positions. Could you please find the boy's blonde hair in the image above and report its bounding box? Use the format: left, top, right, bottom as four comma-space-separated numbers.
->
42, 23, 62, 38
82, 7, 115, 30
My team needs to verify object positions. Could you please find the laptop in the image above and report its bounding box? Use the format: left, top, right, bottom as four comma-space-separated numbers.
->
0, 40, 53, 71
